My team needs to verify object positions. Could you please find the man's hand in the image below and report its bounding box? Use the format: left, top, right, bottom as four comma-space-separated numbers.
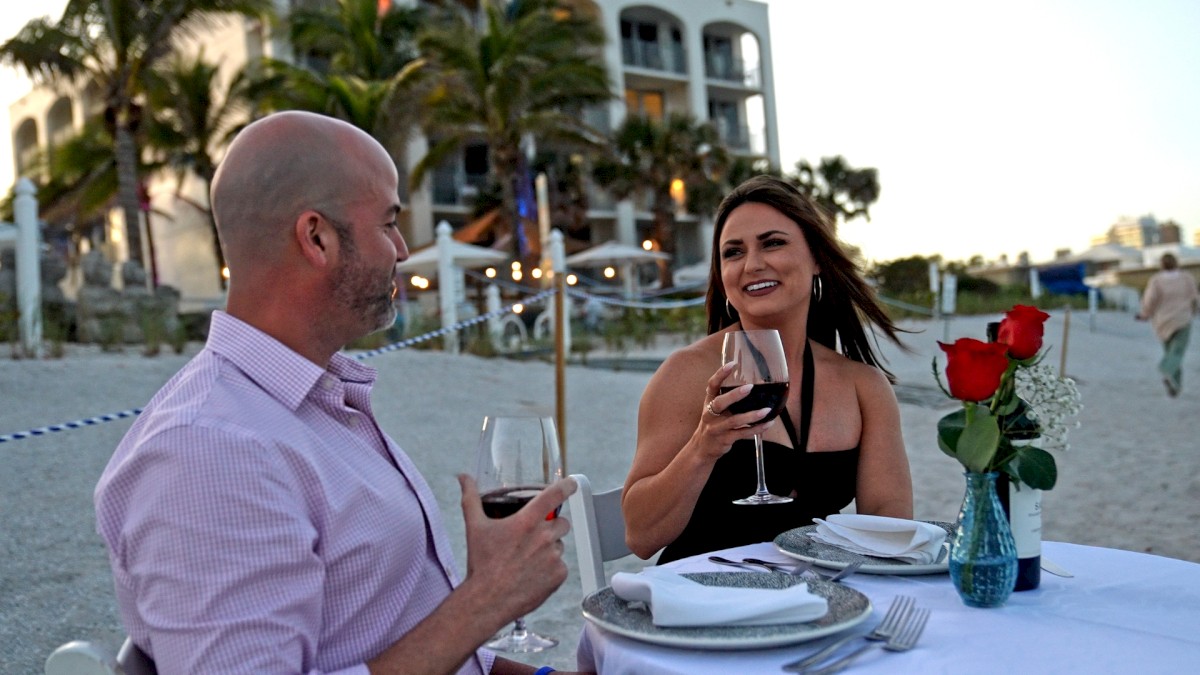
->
458, 475, 576, 622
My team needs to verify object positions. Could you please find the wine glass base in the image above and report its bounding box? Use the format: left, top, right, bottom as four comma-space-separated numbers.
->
733, 493, 793, 505
485, 631, 558, 653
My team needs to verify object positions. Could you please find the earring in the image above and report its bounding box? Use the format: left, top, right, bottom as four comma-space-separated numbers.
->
812, 274, 823, 303
726, 298, 734, 317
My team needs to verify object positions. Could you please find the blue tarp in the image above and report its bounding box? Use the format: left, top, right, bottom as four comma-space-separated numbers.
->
1037, 263, 1091, 295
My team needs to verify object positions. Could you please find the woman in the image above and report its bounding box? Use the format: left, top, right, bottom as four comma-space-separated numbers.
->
622, 175, 913, 563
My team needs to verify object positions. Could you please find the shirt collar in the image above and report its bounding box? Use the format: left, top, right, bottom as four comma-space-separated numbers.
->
205, 311, 378, 410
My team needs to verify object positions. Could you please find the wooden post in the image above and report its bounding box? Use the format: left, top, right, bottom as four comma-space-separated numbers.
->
550, 229, 568, 473
1059, 307, 1071, 377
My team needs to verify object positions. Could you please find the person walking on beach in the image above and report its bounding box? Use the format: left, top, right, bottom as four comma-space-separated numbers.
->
94, 111, 581, 674
1136, 252, 1199, 397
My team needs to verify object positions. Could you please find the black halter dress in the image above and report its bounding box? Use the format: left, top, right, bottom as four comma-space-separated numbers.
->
657, 342, 860, 564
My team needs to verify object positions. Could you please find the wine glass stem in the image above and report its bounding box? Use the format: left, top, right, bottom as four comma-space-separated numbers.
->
752, 433, 771, 497
510, 617, 528, 641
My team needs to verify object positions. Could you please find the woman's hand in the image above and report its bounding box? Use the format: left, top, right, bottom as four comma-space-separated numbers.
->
695, 362, 776, 458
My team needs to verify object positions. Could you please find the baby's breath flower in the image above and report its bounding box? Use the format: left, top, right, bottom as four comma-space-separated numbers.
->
1014, 364, 1083, 452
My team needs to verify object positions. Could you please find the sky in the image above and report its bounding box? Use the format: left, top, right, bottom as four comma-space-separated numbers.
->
2, 0, 1198, 264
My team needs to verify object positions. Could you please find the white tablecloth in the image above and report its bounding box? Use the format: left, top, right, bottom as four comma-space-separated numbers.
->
576, 541, 1200, 674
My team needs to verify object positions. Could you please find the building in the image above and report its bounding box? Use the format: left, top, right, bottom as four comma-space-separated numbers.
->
6, 0, 778, 307
1089, 214, 1183, 250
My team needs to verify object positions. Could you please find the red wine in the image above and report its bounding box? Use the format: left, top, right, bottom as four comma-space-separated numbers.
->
481, 486, 543, 519
719, 382, 789, 423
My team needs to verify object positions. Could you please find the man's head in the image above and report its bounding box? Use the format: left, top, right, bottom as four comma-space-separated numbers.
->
1161, 253, 1179, 270
210, 111, 407, 355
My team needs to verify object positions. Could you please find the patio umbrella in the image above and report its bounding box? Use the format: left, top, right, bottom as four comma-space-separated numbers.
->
396, 238, 509, 277
565, 240, 671, 267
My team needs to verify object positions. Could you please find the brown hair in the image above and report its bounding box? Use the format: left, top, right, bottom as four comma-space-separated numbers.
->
704, 175, 905, 379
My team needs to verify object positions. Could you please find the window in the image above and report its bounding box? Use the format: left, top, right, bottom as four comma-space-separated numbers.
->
626, 90, 664, 121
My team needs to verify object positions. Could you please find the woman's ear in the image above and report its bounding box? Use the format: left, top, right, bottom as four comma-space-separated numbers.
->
295, 211, 333, 267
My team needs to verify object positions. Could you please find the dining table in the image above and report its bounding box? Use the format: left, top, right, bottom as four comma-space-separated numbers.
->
575, 540, 1200, 674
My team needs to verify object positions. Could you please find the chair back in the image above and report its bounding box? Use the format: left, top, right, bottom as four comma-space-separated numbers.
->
567, 473, 633, 596
45, 637, 156, 675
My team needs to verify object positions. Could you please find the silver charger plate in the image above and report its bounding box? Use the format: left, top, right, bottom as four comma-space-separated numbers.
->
774, 520, 956, 575
580, 572, 871, 650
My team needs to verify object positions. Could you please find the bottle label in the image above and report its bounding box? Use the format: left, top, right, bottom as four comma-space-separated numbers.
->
1008, 483, 1042, 558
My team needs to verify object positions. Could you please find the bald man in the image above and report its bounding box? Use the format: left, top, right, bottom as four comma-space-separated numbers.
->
95, 111, 581, 675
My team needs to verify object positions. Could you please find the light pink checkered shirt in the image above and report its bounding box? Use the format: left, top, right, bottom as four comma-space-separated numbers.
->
95, 311, 493, 674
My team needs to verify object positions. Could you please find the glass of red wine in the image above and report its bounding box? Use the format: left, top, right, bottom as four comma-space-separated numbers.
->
474, 415, 562, 652
722, 329, 792, 505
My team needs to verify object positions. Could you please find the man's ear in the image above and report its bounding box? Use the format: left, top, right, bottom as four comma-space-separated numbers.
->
295, 211, 333, 268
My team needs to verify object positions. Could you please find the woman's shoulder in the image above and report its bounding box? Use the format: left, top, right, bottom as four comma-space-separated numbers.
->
660, 332, 724, 372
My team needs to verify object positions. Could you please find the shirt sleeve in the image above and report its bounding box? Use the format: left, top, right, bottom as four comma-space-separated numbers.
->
103, 423, 365, 675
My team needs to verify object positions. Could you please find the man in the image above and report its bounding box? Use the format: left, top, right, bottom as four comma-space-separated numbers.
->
1136, 252, 1199, 397
95, 111, 580, 674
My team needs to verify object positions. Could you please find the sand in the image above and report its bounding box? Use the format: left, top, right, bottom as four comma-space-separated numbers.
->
2, 309, 1197, 672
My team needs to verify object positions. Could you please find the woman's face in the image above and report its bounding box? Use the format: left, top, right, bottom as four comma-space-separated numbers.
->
718, 202, 818, 323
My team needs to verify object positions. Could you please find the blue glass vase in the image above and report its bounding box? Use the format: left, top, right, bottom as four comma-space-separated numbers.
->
950, 471, 1018, 608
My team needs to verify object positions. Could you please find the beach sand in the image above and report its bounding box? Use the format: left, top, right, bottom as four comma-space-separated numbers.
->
2, 309, 1197, 672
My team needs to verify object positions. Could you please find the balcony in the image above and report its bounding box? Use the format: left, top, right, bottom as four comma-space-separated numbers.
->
705, 54, 761, 89
431, 166, 489, 206
621, 38, 686, 75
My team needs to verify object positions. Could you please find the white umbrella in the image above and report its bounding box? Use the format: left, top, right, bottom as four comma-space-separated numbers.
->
396, 239, 508, 276
565, 240, 671, 267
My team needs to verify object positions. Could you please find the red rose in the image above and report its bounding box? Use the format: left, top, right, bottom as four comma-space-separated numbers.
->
997, 305, 1050, 360
939, 338, 1010, 402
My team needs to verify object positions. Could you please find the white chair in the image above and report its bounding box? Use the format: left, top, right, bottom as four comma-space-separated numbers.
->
45, 637, 156, 675
567, 473, 634, 596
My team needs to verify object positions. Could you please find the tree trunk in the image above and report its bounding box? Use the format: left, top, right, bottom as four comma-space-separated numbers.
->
652, 198, 676, 289
113, 110, 150, 283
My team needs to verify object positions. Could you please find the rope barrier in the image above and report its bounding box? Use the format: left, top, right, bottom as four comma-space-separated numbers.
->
0, 289, 556, 445
2, 282, 928, 444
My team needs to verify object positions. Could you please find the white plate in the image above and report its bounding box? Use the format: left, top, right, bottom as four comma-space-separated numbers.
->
774, 521, 955, 575
580, 572, 871, 650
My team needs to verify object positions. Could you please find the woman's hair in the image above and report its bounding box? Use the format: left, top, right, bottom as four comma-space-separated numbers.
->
704, 174, 905, 379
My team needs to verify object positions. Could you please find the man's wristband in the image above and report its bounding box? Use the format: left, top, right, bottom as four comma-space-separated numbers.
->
533, 668, 556, 675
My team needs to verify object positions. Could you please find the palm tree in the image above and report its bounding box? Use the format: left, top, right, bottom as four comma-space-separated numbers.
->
143, 50, 253, 289
0, 0, 273, 278
592, 113, 731, 288
789, 156, 880, 232
413, 0, 611, 260
248, 0, 426, 158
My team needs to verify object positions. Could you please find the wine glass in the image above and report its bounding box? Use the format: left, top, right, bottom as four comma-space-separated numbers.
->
474, 415, 563, 652
722, 330, 792, 505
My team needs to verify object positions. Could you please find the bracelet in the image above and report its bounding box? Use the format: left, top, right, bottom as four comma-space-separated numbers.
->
533, 668, 556, 675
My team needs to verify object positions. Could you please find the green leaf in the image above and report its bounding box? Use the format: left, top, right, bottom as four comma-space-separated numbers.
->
936, 409, 965, 459
1015, 446, 1058, 490
956, 406, 1000, 473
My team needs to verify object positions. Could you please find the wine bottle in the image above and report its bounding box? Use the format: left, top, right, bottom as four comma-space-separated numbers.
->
987, 321, 1042, 591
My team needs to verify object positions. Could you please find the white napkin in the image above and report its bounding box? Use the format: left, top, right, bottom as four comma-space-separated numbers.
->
609, 566, 828, 627
809, 514, 948, 564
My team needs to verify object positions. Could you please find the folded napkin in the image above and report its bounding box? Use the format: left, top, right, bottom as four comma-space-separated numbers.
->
809, 514, 948, 564
609, 567, 828, 627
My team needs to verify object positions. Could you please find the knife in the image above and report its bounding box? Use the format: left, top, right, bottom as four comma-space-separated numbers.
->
1041, 558, 1074, 578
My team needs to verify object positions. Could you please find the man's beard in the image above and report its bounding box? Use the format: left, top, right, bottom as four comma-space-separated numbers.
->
331, 239, 397, 336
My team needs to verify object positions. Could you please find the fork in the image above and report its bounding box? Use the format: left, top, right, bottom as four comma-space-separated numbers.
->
780, 595, 915, 672
820, 560, 864, 583
803, 607, 931, 675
